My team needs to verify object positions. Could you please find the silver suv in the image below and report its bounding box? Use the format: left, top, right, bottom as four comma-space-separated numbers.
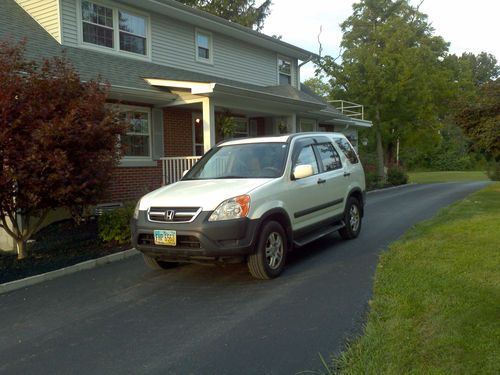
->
131, 133, 366, 279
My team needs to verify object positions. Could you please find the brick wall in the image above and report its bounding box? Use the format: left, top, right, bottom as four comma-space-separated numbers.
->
164, 107, 194, 156
104, 163, 163, 202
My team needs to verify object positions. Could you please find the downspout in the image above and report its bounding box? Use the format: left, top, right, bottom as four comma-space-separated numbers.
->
297, 55, 315, 91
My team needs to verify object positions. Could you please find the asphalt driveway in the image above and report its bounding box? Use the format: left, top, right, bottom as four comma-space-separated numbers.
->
0, 181, 489, 374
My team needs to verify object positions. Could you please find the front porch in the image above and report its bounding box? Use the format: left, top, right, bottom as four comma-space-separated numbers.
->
105, 78, 372, 202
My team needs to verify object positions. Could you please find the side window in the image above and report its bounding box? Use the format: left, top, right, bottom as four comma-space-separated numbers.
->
295, 145, 319, 175
315, 143, 342, 171
335, 138, 359, 164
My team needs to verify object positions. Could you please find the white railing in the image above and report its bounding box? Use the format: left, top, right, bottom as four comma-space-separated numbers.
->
329, 100, 364, 120
160, 156, 201, 185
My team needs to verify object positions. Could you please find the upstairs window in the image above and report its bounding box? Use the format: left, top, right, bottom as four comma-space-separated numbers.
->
119, 11, 147, 55
82, 1, 114, 48
196, 30, 213, 63
81, 1, 148, 57
278, 57, 292, 85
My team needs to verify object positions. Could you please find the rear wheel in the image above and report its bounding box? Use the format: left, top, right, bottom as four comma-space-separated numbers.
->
247, 221, 287, 280
339, 197, 362, 240
143, 254, 179, 270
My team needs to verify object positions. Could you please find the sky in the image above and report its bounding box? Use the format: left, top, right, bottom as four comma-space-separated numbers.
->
262, 0, 500, 81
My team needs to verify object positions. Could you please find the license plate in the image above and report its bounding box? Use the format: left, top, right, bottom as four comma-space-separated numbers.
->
153, 230, 176, 246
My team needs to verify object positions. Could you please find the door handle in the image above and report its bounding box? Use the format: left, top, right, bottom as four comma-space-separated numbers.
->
343, 172, 351, 177
317, 178, 326, 184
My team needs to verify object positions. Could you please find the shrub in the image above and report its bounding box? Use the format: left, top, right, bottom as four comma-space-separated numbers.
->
487, 161, 500, 181
98, 206, 135, 245
365, 170, 383, 190
387, 167, 409, 186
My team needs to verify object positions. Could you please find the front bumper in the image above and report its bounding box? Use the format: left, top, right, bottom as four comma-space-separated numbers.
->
131, 211, 260, 262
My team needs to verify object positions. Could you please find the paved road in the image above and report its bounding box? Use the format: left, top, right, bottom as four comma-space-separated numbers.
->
0, 182, 489, 375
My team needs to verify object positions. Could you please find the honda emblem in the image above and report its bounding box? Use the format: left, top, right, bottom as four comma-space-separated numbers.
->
165, 210, 175, 221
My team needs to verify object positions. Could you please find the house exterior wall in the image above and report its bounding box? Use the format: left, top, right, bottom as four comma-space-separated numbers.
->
59, 0, 296, 87
15, 0, 61, 42
104, 163, 163, 202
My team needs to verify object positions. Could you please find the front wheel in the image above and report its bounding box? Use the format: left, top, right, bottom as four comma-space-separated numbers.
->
247, 221, 287, 280
339, 197, 362, 240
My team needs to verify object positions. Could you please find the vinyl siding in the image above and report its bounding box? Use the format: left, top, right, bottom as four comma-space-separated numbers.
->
60, 0, 299, 87
15, 0, 61, 42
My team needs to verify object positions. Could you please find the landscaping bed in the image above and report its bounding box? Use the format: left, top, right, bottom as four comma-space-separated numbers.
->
0, 219, 129, 284
331, 183, 499, 374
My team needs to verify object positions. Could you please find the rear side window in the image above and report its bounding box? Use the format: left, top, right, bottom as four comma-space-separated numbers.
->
335, 138, 359, 164
295, 145, 319, 175
315, 143, 342, 171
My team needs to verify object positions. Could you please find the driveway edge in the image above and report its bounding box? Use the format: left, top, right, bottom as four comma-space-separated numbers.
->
0, 248, 139, 295
367, 183, 415, 194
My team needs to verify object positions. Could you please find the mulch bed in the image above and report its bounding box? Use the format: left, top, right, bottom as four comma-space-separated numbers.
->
0, 219, 129, 284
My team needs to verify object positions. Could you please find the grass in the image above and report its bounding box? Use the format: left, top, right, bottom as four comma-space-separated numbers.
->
333, 183, 500, 375
408, 171, 489, 184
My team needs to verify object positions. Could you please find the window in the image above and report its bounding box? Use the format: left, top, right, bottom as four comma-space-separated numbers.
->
196, 30, 212, 63
300, 119, 316, 132
278, 57, 292, 85
119, 11, 147, 55
315, 143, 342, 171
119, 108, 151, 158
81, 1, 148, 56
233, 118, 249, 138
81, 1, 114, 48
295, 145, 319, 175
335, 138, 359, 164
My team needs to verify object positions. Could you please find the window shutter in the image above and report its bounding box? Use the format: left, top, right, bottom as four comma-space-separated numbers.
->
152, 108, 164, 160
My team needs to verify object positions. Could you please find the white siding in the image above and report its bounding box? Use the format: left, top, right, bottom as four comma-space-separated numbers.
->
151, 14, 277, 86
15, 0, 61, 42
60, 0, 78, 45
60, 0, 280, 87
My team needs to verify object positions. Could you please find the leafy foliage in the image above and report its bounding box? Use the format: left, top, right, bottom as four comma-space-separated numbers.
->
98, 206, 134, 245
387, 166, 408, 186
175, 0, 272, 31
302, 77, 331, 98
454, 80, 500, 161
0, 39, 127, 258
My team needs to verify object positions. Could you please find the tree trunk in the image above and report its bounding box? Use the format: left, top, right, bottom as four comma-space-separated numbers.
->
16, 239, 27, 260
374, 107, 385, 181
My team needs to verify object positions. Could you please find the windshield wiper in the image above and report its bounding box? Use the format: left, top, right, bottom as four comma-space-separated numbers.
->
214, 175, 246, 179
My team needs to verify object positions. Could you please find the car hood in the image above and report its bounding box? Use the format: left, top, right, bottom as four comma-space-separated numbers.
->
138, 179, 271, 211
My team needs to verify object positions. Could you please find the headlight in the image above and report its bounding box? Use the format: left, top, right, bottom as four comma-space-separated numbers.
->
209, 195, 250, 221
133, 199, 141, 220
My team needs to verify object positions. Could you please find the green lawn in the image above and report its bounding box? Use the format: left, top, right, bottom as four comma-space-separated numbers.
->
408, 171, 489, 184
333, 183, 500, 375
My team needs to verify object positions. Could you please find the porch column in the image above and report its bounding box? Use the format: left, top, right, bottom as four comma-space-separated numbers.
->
202, 97, 215, 153
288, 114, 297, 133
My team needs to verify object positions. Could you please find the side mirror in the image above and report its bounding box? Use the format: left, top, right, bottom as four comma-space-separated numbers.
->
293, 164, 314, 180
182, 170, 189, 178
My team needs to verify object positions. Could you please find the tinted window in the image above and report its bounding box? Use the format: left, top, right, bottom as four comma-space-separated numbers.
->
184, 143, 288, 179
335, 138, 359, 164
315, 143, 342, 171
295, 145, 319, 175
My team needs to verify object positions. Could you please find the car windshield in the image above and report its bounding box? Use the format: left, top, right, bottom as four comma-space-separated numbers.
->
184, 142, 288, 180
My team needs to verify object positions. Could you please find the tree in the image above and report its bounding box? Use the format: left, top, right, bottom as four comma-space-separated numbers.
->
0, 40, 127, 259
175, 0, 272, 31
303, 77, 331, 98
319, 0, 451, 179
454, 80, 500, 161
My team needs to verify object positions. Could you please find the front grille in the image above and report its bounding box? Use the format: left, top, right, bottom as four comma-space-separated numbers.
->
147, 207, 201, 223
138, 233, 201, 249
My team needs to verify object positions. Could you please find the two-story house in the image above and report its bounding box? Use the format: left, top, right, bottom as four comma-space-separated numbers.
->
2, 0, 372, 204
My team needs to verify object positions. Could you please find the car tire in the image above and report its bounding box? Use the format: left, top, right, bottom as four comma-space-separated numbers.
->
143, 254, 178, 270
247, 221, 287, 280
339, 197, 362, 240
